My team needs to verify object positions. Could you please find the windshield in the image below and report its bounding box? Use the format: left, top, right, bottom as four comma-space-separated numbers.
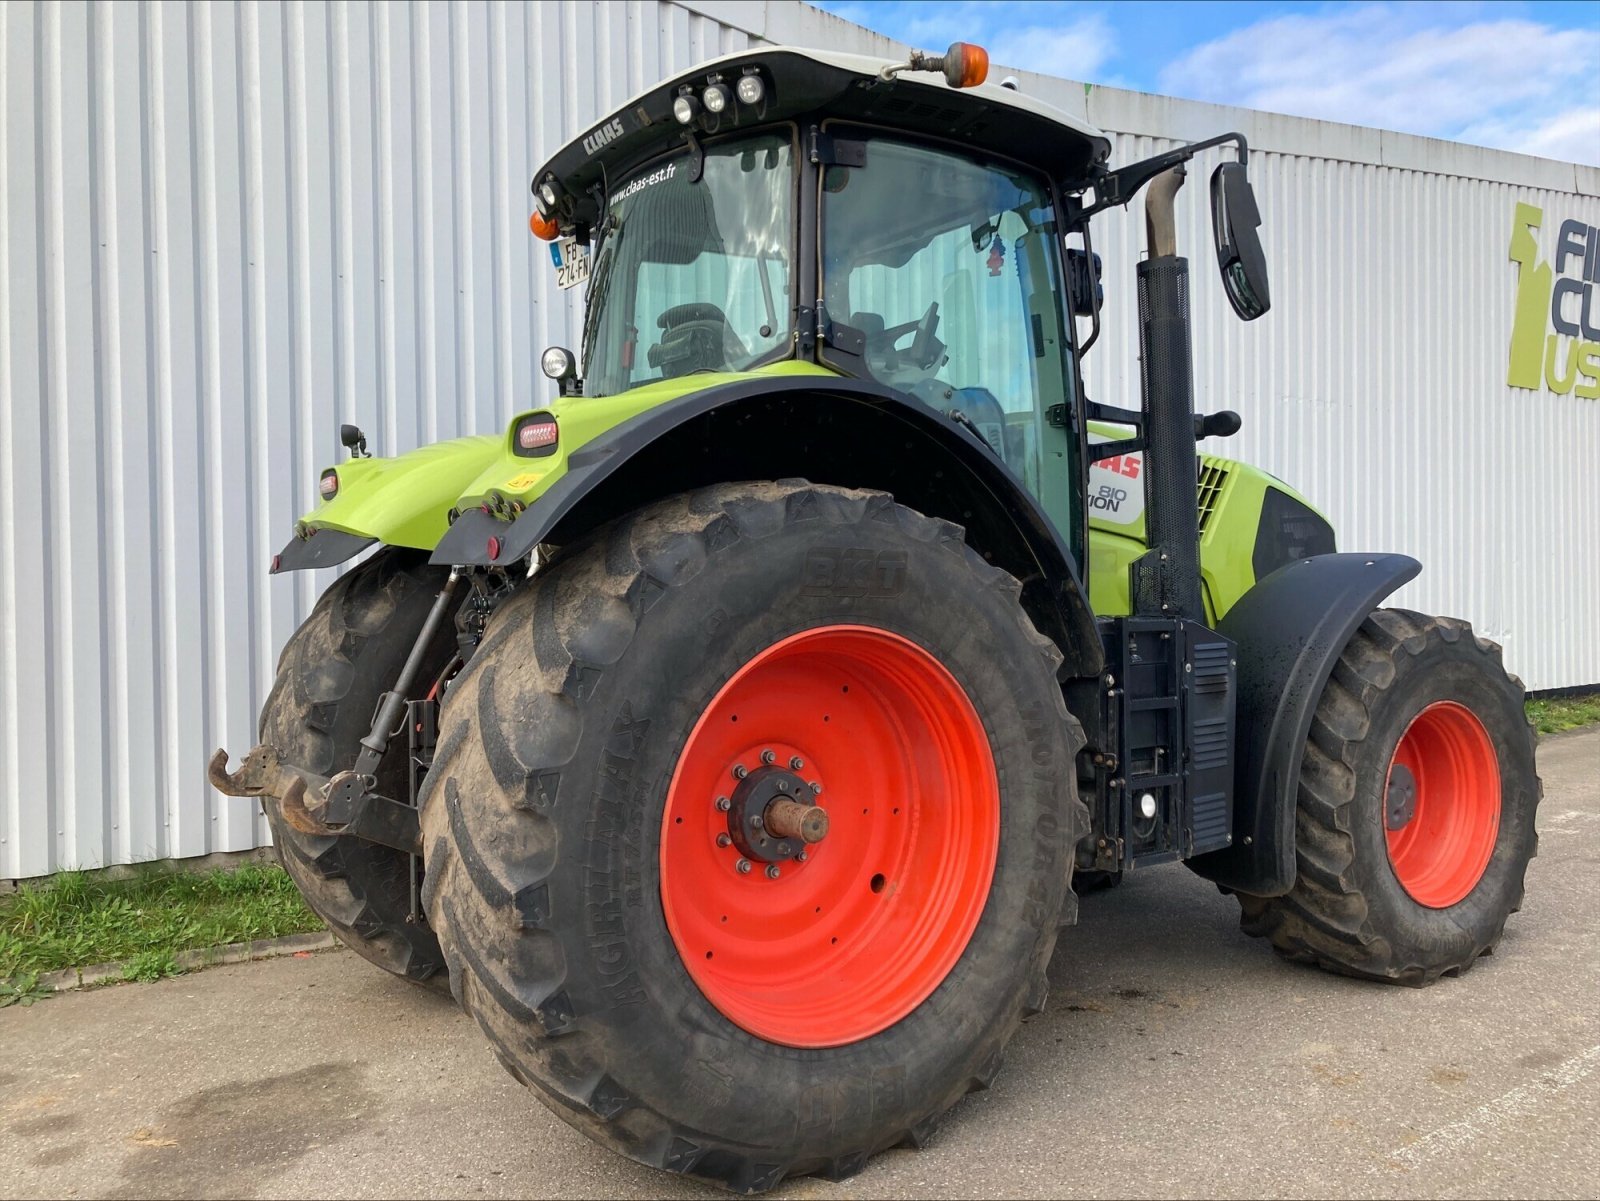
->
581, 133, 794, 397
820, 136, 1078, 535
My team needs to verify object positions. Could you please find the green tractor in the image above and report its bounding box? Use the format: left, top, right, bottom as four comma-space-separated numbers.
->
212, 42, 1540, 1192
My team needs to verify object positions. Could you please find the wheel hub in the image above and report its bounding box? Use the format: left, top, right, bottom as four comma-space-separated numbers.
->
724, 762, 829, 864
1384, 762, 1417, 830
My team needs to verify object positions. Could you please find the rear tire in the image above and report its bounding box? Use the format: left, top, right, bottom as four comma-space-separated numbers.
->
1238, 608, 1540, 985
258, 548, 459, 982
421, 483, 1085, 1191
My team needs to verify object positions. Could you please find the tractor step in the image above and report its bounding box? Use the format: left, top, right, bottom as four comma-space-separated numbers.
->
1082, 616, 1238, 871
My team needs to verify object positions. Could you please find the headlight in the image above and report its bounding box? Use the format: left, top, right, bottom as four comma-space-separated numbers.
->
541, 346, 575, 381
672, 94, 698, 124
703, 82, 730, 114
736, 73, 764, 105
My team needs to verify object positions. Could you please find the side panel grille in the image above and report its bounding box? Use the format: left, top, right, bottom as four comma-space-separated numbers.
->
1196, 459, 1230, 533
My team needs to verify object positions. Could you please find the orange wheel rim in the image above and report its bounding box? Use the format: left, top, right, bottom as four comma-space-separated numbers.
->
1384, 701, 1501, 908
660, 625, 999, 1048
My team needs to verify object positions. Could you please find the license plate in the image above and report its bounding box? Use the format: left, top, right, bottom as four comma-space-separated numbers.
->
555, 238, 590, 290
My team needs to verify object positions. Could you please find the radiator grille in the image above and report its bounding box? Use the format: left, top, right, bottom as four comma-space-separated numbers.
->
1196, 459, 1230, 533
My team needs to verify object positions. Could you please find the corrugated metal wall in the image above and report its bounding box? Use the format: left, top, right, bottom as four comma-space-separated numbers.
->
0, 0, 813, 879
2, 0, 1596, 878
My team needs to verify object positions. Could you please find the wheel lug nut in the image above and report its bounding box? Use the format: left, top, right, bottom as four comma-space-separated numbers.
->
809, 781, 822, 795
751, 815, 764, 830
733, 765, 747, 780
797, 850, 808, 862
790, 756, 804, 770
766, 865, 781, 880
736, 859, 752, 874
716, 833, 731, 848
716, 796, 731, 811
761, 749, 776, 765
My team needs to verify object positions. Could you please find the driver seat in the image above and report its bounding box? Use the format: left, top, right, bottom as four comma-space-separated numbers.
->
648, 302, 750, 377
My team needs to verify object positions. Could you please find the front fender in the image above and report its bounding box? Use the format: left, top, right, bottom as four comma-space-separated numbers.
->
1186, 551, 1422, 895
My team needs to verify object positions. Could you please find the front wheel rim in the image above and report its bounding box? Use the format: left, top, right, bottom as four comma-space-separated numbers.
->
660, 625, 1000, 1048
1384, 700, 1501, 908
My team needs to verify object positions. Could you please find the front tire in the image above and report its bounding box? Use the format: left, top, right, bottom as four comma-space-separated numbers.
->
1238, 608, 1540, 985
420, 483, 1085, 1191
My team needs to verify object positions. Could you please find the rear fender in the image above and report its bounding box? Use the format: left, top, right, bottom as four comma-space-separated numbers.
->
271, 435, 502, 573
1186, 552, 1422, 895
433, 377, 1103, 678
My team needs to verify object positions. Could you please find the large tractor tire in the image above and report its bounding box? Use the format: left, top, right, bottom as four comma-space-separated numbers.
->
1238, 609, 1540, 985
421, 482, 1085, 1192
258, 548, 460, 983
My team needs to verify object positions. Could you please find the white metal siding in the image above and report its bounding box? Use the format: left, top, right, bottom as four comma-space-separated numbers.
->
2, 0, 1596, 878
0, 0, 781, 878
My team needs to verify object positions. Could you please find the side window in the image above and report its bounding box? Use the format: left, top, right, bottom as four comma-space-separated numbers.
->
821, 139, 1077, 534
842, 209, 1038, 467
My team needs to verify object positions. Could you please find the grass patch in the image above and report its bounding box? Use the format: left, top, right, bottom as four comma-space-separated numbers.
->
0, 862, 324, 982
1526, 693, 1600, 736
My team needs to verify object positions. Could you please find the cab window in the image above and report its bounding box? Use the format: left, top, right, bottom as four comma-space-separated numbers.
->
820, 137, 1077, 535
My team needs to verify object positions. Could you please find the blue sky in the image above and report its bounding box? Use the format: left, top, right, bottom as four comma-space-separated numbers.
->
812, 2, 1600, 164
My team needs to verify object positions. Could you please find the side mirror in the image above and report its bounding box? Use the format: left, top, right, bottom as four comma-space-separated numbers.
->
1065, 248, 1103, 318
1209, 162, 1270, 321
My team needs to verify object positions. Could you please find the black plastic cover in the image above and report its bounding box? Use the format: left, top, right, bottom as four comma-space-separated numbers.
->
1253, 486, 1337, 581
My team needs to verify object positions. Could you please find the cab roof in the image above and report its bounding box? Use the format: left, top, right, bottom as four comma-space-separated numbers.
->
534, 46, 1114, 231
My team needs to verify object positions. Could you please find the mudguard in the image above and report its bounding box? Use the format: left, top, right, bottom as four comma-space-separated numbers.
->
1187, 551, 1421, 896
433, 375, 1103, 677
272, 435, 503, 573
271, 528, 375, 574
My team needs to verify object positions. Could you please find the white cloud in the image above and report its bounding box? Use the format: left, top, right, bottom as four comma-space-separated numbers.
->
826, 2, 1117, 81
986, 16, 1115, 82
1461, 106, 1600, 165
1159, 4, 1600, 165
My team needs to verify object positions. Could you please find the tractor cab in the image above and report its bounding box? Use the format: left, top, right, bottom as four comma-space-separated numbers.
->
532, 46, 1110, 535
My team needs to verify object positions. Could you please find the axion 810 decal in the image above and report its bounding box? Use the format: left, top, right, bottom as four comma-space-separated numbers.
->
1086, 450, 1145, 525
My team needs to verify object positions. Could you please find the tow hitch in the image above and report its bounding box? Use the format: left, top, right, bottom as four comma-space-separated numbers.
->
209, 567, 465, 862
207, 744, 422, 856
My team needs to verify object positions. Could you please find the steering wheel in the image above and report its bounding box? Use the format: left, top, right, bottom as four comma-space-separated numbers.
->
907, 302, 942, 369
873, 302, 944, 372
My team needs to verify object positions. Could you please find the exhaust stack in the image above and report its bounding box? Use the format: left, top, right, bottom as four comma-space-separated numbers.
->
1130, 165, 1204, 622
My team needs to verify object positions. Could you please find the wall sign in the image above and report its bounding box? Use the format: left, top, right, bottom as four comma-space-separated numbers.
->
1507, 203, 1600, 398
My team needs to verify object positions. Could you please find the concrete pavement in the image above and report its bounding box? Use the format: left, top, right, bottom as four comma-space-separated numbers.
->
3, 728, 1597, 1199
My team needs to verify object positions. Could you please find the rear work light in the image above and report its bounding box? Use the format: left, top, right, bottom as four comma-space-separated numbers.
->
319, 469, 339, 500
515, 415, 559, 456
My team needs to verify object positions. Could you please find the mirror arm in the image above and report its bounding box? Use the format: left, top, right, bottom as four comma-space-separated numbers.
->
1077, 131, 1249, 221
1077, 214, 1102, 355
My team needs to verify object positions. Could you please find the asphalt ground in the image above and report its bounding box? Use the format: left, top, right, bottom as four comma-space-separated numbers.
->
3, 728, 1596, 1200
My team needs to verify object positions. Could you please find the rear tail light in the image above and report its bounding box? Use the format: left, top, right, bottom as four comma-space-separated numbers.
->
515, 415, 559, 456
319, 469, 339, 500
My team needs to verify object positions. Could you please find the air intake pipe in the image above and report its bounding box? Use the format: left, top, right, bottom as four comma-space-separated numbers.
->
1130, 165, 1204, 622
